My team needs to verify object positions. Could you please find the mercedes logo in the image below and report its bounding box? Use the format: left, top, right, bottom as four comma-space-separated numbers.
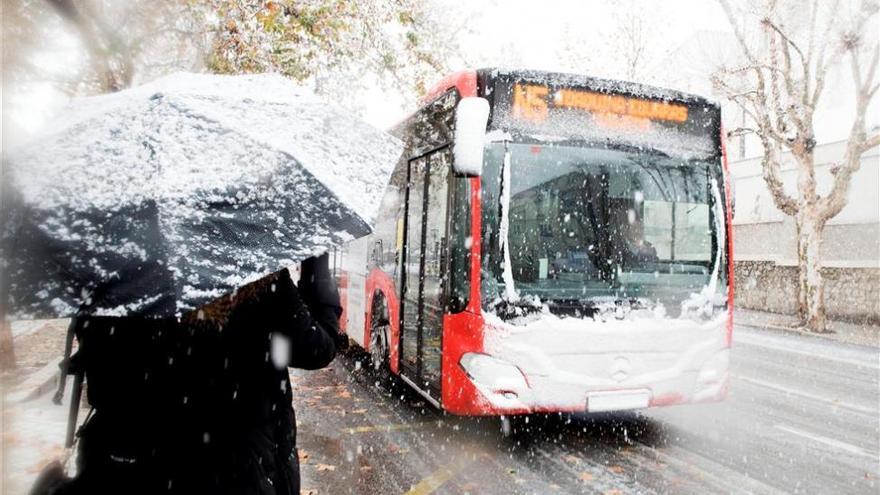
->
611, 356, 631, 382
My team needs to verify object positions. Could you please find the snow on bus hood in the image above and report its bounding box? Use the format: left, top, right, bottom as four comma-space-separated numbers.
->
472, 307, 727, 411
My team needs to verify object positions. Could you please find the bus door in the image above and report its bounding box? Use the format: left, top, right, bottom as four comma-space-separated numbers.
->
400, 148, 451, 397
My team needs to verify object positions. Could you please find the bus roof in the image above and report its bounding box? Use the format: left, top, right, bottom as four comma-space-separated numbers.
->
421, 68, 718, 110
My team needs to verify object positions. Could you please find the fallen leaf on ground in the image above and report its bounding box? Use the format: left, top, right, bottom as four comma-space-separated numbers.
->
564, 454, 580, 464
604, 490, 623, 495
315, 464, 336, 472
387, 443, 411, 455
359, 466, 373, 472
608, 465, 624, 474
579, 472, 594, 482
352, 409, 367, 414
297, 450, 310, 462
301, 489, 318, 495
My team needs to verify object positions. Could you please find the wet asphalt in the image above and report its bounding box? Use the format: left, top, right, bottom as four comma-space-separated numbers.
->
291, 324, 879, 495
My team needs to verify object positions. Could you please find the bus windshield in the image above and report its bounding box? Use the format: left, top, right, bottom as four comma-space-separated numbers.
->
481, 141, 723, 311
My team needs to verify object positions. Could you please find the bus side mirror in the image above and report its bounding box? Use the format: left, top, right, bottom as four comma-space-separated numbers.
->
452, 97, 489, 177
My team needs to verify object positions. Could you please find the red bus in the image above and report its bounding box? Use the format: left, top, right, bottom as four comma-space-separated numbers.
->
334, 69, 733, 419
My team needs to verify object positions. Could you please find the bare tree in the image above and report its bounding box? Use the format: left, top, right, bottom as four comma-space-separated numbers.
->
713, 0, 879, 332
612, 0, 650, 81
557, 1, 663, 82
6, 0, 462, 120
37, 0, 208, 93
0, 321, 14, 371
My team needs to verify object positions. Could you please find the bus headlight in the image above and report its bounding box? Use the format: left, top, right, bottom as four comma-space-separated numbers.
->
459, 353, 529, 395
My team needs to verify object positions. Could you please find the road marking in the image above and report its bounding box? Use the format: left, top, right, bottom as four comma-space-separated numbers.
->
632, 443, 790, 495
774, 424, 878, 460
733, 375, 876, 415
533, 446, 637, 493
735, 331, 879, 369
342, 420, 442, 435
404, 464, 460, 495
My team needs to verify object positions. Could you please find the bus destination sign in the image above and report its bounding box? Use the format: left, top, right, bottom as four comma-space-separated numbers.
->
489, 74, 720, 158
511, 83, 689, 128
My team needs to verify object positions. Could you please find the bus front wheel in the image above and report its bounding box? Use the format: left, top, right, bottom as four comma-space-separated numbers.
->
369, 298, 390, 375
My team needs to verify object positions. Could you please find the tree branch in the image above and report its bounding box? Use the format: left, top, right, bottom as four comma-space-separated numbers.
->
765, 17, 809, 137
759, 136, 799, 216
812, 0, 843, 108
763, 17, 808, 72
804, 0, 820, 102
718, 0, 759, 63
818, 35, 877, 223
717, 0, 799, 216
727, 127, 758, 138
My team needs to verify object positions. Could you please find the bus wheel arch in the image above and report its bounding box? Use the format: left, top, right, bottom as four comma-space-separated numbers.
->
369, 291, 391, 372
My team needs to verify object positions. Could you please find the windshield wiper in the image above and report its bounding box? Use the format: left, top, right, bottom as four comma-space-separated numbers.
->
490, 297, 543, 321
543, 297, 652, 318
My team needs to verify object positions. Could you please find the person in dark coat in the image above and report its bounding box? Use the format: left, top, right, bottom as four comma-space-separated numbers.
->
38, 254, 345, 495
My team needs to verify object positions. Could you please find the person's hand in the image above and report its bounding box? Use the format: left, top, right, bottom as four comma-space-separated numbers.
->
300, 253, 331, 287
299, 254, 339, 308
333, 329, 349, 352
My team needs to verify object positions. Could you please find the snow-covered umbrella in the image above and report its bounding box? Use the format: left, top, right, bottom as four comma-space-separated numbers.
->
1, 72, 402, 319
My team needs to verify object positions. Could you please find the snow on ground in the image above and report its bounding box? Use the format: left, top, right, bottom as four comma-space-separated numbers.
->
3, 382, 80, 494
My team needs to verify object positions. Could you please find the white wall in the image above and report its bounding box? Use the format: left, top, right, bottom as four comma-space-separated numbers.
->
730, 142, 880, 267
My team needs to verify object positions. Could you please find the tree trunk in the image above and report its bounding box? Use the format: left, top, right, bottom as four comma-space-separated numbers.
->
795, 212, 827, 332
0, 320, 15, 371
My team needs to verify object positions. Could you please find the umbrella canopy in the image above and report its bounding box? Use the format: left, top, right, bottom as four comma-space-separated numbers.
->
1, 72, 402, 319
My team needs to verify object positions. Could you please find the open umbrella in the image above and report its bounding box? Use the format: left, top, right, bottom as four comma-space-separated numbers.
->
1, 72, 402, 319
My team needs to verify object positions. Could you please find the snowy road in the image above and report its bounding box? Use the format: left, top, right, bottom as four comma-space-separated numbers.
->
292, 324, 879, 494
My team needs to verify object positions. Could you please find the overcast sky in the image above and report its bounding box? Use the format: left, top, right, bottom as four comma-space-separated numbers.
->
363, 0, 735, 127
7, 0, 875, 148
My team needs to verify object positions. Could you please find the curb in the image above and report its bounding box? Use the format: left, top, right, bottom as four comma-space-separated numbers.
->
7, 357, 62, 403
736, 320, 880, 348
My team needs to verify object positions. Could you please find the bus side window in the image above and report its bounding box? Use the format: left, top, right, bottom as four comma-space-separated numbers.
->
448, 175, 471, 313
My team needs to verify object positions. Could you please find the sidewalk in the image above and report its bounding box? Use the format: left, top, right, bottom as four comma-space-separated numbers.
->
6, 319, 70, 387
735, 308, 880, 348
2, 319, 74, 495
2, 381, 78, 495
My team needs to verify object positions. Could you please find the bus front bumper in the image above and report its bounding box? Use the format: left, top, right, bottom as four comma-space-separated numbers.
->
457, 316, 730, 415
